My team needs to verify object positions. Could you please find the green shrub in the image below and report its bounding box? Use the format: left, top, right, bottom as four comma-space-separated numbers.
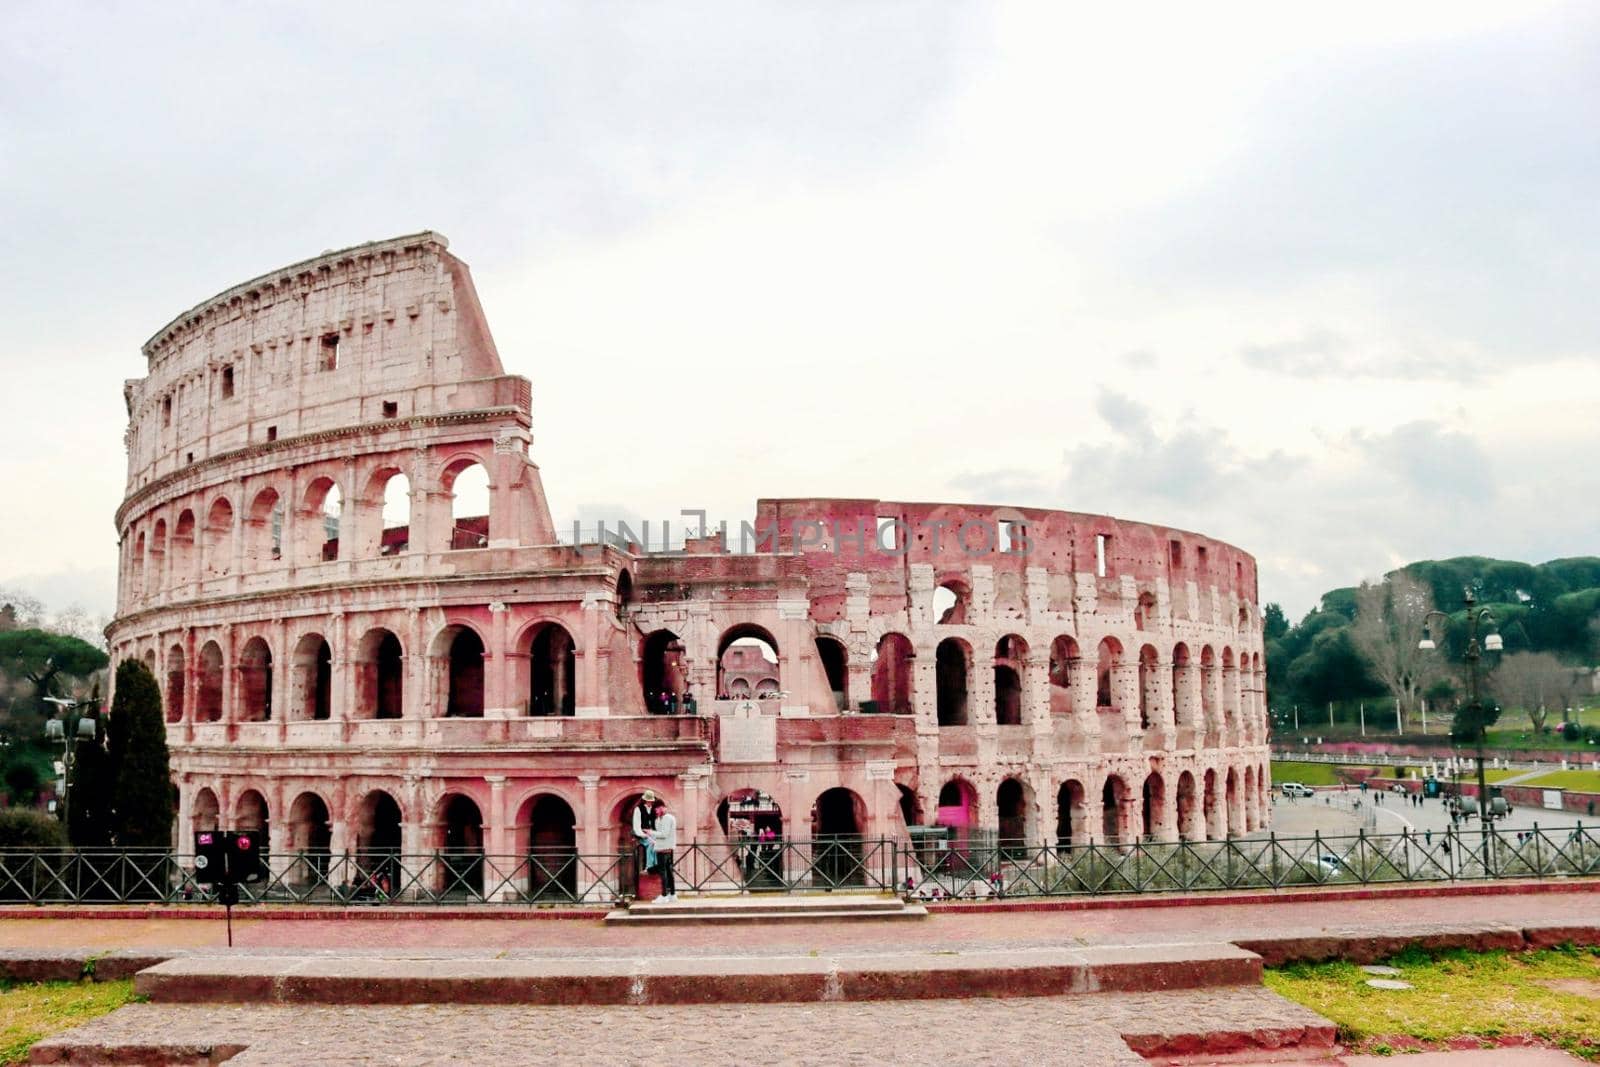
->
0, 808, 68, 848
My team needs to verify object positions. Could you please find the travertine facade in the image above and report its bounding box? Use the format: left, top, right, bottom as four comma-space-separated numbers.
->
107, 233, 1269, 889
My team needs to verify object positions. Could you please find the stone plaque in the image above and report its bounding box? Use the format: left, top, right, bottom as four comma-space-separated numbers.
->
720, 713, 777, 764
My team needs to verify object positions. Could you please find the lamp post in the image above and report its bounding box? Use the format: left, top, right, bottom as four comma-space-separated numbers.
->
43, 696, 100, 833
1419, 589, 1503, 836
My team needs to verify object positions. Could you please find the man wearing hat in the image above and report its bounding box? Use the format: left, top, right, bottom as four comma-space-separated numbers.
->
630, 790, 659, 896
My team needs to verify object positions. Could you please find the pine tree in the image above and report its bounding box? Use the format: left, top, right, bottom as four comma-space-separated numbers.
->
109, 659, 173, 848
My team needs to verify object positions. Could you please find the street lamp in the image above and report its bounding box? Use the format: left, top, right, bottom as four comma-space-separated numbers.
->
1419, 589, 1502, 836
43, 696, 100, 831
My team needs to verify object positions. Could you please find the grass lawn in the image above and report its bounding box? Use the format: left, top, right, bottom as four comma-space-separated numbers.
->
0, 980, 136, 1065
1519, 769, 1600, 793
1265, 945, 1600, 1060
1270, 761, 1350, 786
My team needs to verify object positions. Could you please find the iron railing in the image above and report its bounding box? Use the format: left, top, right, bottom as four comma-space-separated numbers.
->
1, 825, 1595, 906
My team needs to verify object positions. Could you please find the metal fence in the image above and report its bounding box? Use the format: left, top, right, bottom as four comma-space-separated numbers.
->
2, 825, 1596, 906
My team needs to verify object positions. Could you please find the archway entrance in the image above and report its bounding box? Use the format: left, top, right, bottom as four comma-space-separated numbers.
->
288, 792, 332, 885
528, 624, 576, 716
1102, 776, 1129, 844
816, 636, 848, 711
719, 789, 783, 889
935, 639, 969, 726
811, 787, 865, 887
997, 778, 1028, 857
1142, 772, 1165, 840
238, 638, 272, 721
1056, 780, 1084, 851
870, 633, 914, 714
192, 787, 219, 833
718, 626, 779, 704
292, 634, 333, 721
440, 795, 484, 896
640, 630, 685, 713
1176, 771, 1200, 841
235, 790, 269, 865
521, 794, 578, 900
936, 778, 978, 850
354, 790, 402, 897
442, 627, 485, 718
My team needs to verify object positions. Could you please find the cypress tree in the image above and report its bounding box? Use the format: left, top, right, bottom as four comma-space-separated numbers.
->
65, 725, 115, 848
109, 659, 174, 848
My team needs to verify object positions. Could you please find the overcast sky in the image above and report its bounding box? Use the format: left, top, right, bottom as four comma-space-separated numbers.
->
3, 1, 1597, 628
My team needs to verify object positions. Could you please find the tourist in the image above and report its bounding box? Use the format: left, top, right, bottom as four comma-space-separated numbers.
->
683, 688, 698, 715
652, 800, 679, 902
632, 790, 659, 895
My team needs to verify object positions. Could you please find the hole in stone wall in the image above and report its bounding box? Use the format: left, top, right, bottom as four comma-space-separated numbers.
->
221, 365, 234, 399
321, 333, 339, 371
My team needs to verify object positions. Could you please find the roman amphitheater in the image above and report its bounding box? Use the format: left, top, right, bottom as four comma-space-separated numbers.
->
106, 232, 1269, 896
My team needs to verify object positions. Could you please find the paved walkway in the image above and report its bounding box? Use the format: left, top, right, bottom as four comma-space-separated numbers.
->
3, 883, 1594, 956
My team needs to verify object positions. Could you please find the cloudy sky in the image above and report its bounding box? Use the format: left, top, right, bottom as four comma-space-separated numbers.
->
2, 1, 1597, 628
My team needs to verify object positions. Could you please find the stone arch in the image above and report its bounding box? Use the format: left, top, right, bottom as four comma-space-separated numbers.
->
1224, 767, 1240, 839
1134, 590, 1157, 631
870, 632, 914, 714
1095, 637, 1123, 708
170, 509, 196, 583
165, 643, 186, 723
640, 629, 685, 712
615, 569, 633, 616
517, 793, 578, 899
815, 634, 848, 710
299, 476, 343, 563
1138, 644, 1159, 730
353, 790, 403, 857
442, 455, 491, 550
716, 623, 780, 701
1200, 645, 1218, 726
1176, 770, 1201, 840
435, 792, 485, 896
1056, 779, 1086, 849
431, 623, 486, 718
935, 637, 970, 726
1101, 774, 1131, 844
192, 786, 219, 832
1203, 768, 1223, 841
245, 487, 283, 568
993, 634, 1027, 726
811, 786, 867, 886
1048, 635, 1079, 716
286, 790, 333, 884
1142, 770, 1166, 841
131, 530, 146, 598
235, 789, 269, 853
372, 466, 412, 556
895, 784, 920, 829
203, 496, 234, 578
354, 628, 404, 720
149, 518, 167, 591
1243, 764, 1257, 832
290, 633, 333, 721
997, 776, 1031, 852
935, 777, 978, 846
524, 621, 575, 717
196, 640, 224, 722
933, 577, 970, 625
237, 636, 273, 722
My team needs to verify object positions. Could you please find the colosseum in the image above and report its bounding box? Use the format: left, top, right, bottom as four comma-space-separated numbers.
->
106, 231, 1270, 898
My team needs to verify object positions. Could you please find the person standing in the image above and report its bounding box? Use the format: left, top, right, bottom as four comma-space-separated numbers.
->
631, 790, 658, 896
652, 800, 679, 902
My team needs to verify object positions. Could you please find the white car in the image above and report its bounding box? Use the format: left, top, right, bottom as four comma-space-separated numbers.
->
1280, 782, 1315, 798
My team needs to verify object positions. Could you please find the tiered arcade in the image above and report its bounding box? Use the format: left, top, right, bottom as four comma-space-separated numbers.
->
106, 232, 1270, 889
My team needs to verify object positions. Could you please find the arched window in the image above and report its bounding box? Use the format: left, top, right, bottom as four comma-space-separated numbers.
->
870, 633, 913, 714
300, 478, 342, 563
204, 498, 234, 578
445, 460, 490, 549
170, 510, 196, 583
935, 639, 969, 726
238, 637, 273, 721
291, 633, 333, 721
717, 625, 779, 703
246, 488, 282, 567
435, 625, 485, 718
355, 628, 404, 720
815, 636, 848, 711
933, 580, 969, 625
641, 629, 685, 712
528, 624, 575, 717
165, 644, 186, 723
196, 640, 224, 722
377, 469, 411, 555
993, 635, 1026, 726
149, 519, 167, 592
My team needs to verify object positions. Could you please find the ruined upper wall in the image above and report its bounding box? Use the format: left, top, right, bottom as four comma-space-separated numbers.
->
122, 232, 513, 491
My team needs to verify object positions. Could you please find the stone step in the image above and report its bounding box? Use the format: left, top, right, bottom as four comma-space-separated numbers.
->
29, 986, 1332, 1065
132, 941, 1262, 1007
605, 892, 926, 923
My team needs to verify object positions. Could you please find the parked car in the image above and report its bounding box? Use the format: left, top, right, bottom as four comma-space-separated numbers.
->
1318, 853, 1346, 876
1280, 782, 1315, 798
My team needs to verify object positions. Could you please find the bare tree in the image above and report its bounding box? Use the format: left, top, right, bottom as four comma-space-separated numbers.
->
1350, 573, 1446, 732
1490, 651, 1583, 732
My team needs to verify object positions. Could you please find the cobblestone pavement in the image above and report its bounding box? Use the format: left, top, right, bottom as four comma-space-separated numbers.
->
35, 987, 1335, 1066
2, 883, 1593, 956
